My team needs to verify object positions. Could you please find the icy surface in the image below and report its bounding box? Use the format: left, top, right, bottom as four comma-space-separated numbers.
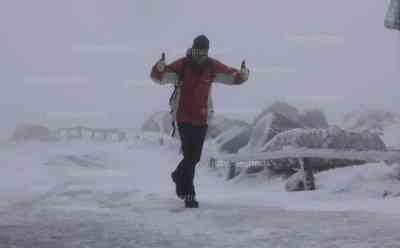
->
1, 140, 400, 247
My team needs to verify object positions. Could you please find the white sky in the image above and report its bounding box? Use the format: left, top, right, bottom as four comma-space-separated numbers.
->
1, 0, 399, 139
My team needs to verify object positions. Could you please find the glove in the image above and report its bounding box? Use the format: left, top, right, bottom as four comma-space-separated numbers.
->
239, 60, 250, 81
156, 52, 166, 72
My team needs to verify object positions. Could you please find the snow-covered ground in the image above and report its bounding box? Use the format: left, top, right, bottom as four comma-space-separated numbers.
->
1, 138, 400, 247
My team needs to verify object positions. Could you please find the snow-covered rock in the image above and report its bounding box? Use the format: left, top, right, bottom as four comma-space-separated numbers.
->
223, 102, 328, 155
252, 101, 329, 129
262, 126, 386, 152
10, 123, 57, 142
285, 170, 306, 191
240, 113, 303, 154
256, 126, 386, 173
207, 115, 248, 139
298, 109, 329, 128
252, 101, 301, 126
215, 126, 251, 154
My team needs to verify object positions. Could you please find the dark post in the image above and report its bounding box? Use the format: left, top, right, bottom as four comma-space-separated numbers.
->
90, 130, 96, 140
209, 158, 216, 169
226, 161, 237, 180
301, 158, 316, 190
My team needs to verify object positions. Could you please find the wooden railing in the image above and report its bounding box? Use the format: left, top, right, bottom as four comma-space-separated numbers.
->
56, 126, 127, 142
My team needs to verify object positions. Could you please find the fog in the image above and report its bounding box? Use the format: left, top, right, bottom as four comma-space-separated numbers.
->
1, 0, 399, 140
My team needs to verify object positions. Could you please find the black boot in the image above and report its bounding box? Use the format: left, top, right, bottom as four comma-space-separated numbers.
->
171, 172, 184, 199
184, 195, 199, 208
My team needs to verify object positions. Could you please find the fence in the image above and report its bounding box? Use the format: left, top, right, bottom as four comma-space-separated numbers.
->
209, 149, 400, 191
56, 126, 127, 142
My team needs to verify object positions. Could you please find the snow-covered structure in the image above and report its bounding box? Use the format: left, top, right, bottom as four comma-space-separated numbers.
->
10, 123, 57, 142
256, 126, 386, 173
236, 102, 328, 155
385, 0, 400, 31
298, 109, 329, 129
262, 127, 386, 152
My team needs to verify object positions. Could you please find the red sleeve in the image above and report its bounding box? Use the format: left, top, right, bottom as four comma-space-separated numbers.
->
210, 59, 244, 85
150, 57, 186, 81
167, 57, 185, 74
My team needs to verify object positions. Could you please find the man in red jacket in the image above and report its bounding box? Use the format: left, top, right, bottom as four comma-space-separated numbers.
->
151, 35, 249, 208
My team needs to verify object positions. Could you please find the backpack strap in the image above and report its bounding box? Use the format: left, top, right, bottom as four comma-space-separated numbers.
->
169, 57, 187, 105
170, 57, 188, 137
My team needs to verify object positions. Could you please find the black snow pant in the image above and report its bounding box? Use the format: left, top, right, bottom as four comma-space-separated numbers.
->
172, 122, 208, 198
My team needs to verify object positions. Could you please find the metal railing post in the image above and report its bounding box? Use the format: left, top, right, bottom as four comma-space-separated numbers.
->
299, 157, 316, 191
226, 161, 237, 180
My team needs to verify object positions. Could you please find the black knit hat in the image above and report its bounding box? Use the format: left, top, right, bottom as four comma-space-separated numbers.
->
192, 35, 210, 50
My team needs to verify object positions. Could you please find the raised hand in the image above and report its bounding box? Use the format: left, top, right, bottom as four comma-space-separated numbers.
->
240, 60, 249, 81
156, 52, 166, 72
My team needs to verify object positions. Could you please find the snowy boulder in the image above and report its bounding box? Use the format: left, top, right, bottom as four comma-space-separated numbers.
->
258, 126, 385, 173
262, 126, 386, 152
11, 123, 57, 142
298, 109, 329, 129
141, 111, 173, 135
215, 126, 252, 154
285, 170, 307, 192
252, 101, 301, 126
207, 115, 249, 139
240, 112, 303, 153
252, 101, 329, 129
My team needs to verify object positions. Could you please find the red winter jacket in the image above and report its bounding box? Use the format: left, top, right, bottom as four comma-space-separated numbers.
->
151, 52, 246, 126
